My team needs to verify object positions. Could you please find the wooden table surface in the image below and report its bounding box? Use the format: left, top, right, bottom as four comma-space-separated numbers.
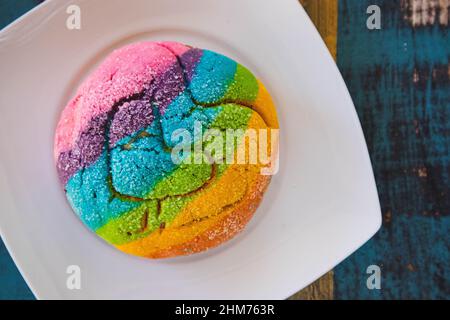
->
0, 0, 448, 300
293, 0, 449, 300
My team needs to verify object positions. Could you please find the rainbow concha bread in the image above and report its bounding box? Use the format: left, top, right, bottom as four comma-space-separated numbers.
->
54, 41, 278, 258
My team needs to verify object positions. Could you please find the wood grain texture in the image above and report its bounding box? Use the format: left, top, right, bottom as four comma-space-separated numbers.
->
295, 0, 449, 300
289, 272, 334, 300
300, 0, 338, 58
333, 0, 449, 299
0, 0, 448, 300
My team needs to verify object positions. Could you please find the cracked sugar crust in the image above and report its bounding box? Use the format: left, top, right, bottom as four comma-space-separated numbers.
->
54, 41, 279, 258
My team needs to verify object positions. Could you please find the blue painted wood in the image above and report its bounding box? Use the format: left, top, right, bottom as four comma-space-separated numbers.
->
0, 0, 43, 29
0, 0, 448, 300
334, 0, 449, 299
0, 241, 34, 299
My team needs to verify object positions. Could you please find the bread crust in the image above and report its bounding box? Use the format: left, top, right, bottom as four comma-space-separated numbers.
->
138, 175, 270, 258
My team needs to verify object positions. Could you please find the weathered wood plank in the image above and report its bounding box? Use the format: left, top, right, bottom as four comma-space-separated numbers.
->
300, 0, 338, 58
289, 272, 334, 300
333, 0, 449, 299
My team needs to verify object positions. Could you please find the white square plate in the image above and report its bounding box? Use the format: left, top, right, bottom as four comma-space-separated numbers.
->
0, 0, 381, 299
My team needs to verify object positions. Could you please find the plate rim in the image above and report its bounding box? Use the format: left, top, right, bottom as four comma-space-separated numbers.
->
0, 0, 382, 299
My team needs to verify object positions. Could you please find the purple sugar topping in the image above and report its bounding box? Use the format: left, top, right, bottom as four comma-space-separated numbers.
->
57, 48, 203, 185
109, 100, 153, 147
57, 114, 108, 185
180, 48, 203, 82
151, 62, 185, 114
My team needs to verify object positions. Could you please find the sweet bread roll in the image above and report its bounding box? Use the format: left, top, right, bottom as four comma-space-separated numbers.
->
54, 41, 278, 258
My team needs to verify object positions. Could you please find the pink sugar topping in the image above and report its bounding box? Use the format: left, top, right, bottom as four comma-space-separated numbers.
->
54, 42, 187, 160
